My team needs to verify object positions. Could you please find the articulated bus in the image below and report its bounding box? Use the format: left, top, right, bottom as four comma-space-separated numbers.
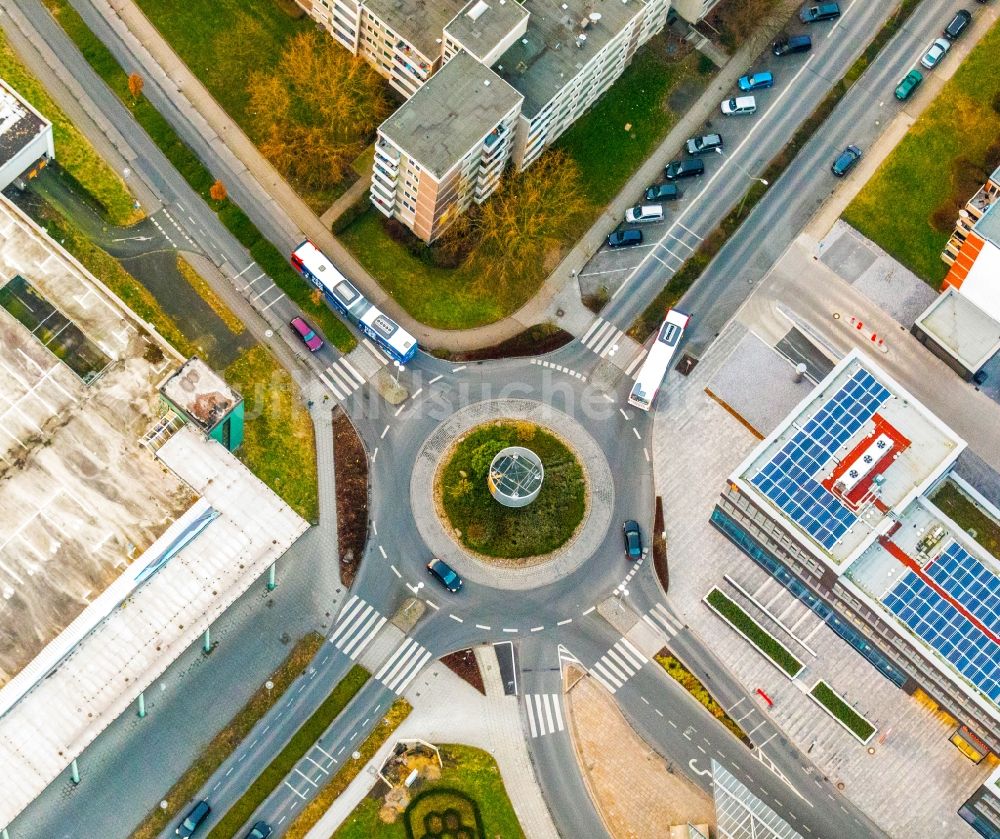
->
627, 309, 691, 411
290, 240, 417, 363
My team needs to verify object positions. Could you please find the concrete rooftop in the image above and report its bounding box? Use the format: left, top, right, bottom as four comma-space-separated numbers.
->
363, 0, 465, 60
915, 287, 1000, 373
0, 78, 48, 167
446, 0, 530, 62
161, 356, 241, 432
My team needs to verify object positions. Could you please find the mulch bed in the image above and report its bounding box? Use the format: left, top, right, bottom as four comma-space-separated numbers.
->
653, 496, 668, 594
433, 324, 573, 362
333, 409, 368, 587
440, 648, 486, 695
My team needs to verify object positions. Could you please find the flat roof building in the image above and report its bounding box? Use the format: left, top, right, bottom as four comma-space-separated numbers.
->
912, 286, 1000, 381
444, 0, 530, 65
714, 350, 1000, 754
0, 78, 54, 192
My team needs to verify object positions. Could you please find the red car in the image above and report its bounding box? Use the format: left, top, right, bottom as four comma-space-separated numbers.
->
290, 316, 323, 352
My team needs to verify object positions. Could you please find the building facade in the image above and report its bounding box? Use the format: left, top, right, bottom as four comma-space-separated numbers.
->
942, 164, 1000, 270
712, 351, 1000, 756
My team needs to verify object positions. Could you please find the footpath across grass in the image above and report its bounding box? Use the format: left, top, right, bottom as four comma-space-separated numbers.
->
810, 680, 876, 742
332, 744, 525, 839
42, 0, 355, 353
843, 21, 1000, 285
207, 665, 370, 839
128, 633, 324, 839
706, 588, 803, 678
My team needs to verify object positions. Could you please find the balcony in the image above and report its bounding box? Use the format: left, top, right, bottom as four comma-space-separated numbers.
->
370, 190, 395, 217
375, 140, 401, 166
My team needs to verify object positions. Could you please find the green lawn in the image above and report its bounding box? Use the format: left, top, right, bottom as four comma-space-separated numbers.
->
207, 666, 370, 839
338, 43, 710, 331
843, 21, 1000, 285
439, 422, 585, 559
332, 744, 525, 839
0, 30, 140, 226
810, 681, 876, 742
706, 588, 803, 678
931, 480, 1000, 560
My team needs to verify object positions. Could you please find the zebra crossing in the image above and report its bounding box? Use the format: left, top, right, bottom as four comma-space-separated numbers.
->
374, 638, 432, 695
317, 341, 391, 401
524, 693, 565, 738
588, 637, 648, 694
642, 601, 684, 641
580, 318, 625, 359
328, 595, 387, 660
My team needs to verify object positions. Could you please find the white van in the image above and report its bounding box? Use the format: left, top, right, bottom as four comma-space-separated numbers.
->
625, 204, 664, 224
721, 95, 757, 115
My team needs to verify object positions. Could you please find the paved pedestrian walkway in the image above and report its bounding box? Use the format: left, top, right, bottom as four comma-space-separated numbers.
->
304, 645, 559, 839
91, 0, 799, 351
320, 172, 372, 228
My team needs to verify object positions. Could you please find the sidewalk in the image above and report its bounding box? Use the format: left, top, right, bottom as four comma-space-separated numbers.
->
90, 0, 799, 351
304, 646, 559, 839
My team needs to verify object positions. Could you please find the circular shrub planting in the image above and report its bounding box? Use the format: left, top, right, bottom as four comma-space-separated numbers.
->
437, 421, 586, 559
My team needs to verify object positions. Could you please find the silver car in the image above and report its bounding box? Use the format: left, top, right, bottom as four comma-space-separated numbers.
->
920, 38, 950, 69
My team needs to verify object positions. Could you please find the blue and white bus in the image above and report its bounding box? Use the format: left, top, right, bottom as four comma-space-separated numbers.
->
290, 240, 417, 363
628, 308, 691, 411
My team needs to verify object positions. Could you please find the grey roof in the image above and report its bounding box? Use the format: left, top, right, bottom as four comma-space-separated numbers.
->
916, 287, 1000, 373
0, 80, 47, 166
378, 51, 523, 178
160, 357, 241, 432
363, 0, 465, 60
445, 0, 529, 62
492, 0, 643, 117
974, 198, 1000, 248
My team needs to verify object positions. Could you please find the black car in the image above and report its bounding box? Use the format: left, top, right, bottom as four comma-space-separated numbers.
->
176, 801, 211, 839
244, 822, 272, 839
685, 133, 723, 155
944, 9, 972, 39
623, 520, 643, 560
427, 558, 463, 592
663, 158, 705, 180
772, 34, 812, 56
608, 228, 643, 248
831, 144, 862, 177
644, 183, 681, 202
799, 2, 840, 22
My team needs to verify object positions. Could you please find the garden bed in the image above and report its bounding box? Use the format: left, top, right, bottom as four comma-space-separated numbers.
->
809, 680, 876, 743
333, 409, 369, 586
655, 651, 749, 744
705, 588, 803, 678
930, 479, 1000, 561
652, 496, 668, 594
440, 649, 486, 695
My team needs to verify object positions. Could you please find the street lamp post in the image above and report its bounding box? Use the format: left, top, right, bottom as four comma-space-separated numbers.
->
393, 361, 405, 384
715, 146, 769, 215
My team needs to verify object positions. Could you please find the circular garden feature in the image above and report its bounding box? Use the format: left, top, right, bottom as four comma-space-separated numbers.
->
436, 421, 586, 560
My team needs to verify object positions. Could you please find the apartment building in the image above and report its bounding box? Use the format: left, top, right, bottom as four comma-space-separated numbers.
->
368, 0, 671, 241
712, 351, 1000, 756
372, 51, 523, 241
671, 0, 722, 23
942, 164, 1000, 269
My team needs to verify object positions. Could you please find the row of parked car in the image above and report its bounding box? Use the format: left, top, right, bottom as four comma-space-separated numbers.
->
894, 8, 978, 102
174, 800, 270, 839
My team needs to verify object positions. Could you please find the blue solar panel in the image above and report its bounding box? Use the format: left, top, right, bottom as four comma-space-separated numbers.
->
750, 368, 890, 549
925, 543, 1000, 636
884, 571, 1000, 702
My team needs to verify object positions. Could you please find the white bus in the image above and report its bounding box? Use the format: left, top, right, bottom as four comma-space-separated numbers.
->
628, 308, 691, 411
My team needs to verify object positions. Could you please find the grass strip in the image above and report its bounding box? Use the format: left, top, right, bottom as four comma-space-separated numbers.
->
655, 652, 748, 743
176, 255, 245, 334
628, 0, 925, 341
224, 344, 318, 522
706, 588, 803, 677
128, 633, 324, 839
282, 698, 411, 839
206, 665, 370, 839
0, 29, 140, 226
931, 480, 1000, 561
810, 680, 876, 741
42, 0, 355, 352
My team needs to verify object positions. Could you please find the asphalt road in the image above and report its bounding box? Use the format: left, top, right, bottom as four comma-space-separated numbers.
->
1, 0, 968, 837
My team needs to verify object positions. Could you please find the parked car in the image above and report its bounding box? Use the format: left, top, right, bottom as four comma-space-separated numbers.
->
721, 95, 757, 116
644, 182, 681, 202
625, 204, 664, 224
686, 133, 724, 155
664, 158, 705, 180
738, 71, 774, 91
176, 801, 211, 839
831, 145, 862, 177
799, 2, 840, 22
894, 69, 923, 100
290, 316, 324, 352
920, 37, 951, 68
623, 520, 643, 560
243, 823, 273, 839
944, 9, 972, 38
772, 34, 812, 56
608, 229, 644, 248
427, 558, 463, 592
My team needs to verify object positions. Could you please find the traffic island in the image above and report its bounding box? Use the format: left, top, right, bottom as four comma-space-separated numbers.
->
411, 400, 614, 590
